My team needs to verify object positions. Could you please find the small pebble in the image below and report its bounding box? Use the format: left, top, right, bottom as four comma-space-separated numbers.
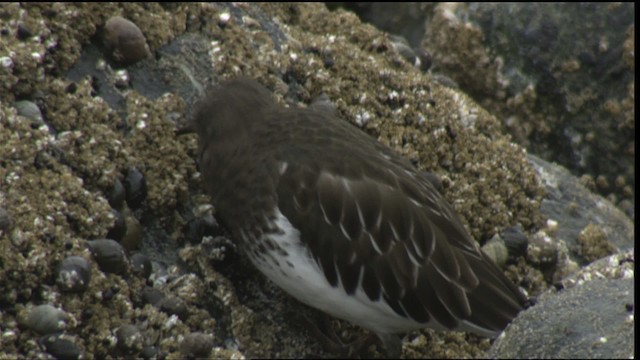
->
180, 332, 214, 358
141, 286, 165, 306
16, 24, 32, 40
120, 212, 142, 251
123, 167, 147, 209
14, 100, 44, 125
140, 346, 159, 360
157, 296, 188, 320
87, 239, 129, 275
106, 209, 127, 242
107, 179, 126, 209
26, 304, 68, 335
501, 225, 529, 260
116, 324, 144, 355
39, 334, 83, 360
130, 252, 152, 279
103, 16, 150, 64
55, 256, 92, 293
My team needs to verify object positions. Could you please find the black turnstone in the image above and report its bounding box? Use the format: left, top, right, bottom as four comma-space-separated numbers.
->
185, 77, 528, 356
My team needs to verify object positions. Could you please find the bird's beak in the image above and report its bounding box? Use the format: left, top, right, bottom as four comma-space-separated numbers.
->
175, 123, 195, 136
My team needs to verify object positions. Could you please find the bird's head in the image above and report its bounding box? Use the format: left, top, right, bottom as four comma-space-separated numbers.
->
179, 77, 276, 143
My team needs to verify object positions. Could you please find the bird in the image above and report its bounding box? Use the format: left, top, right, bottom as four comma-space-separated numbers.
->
183, 77, 528, 356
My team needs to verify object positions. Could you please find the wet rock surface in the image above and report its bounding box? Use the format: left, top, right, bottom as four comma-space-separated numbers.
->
0, 3, 633, 358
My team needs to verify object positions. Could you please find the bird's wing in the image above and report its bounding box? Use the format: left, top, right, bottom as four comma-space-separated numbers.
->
275, 142, 526, 335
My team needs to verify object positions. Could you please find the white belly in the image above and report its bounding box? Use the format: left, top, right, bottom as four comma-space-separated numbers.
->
248, 209, 429, 335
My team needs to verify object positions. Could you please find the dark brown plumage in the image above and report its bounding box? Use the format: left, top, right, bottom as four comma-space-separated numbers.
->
188, 77, 528, 355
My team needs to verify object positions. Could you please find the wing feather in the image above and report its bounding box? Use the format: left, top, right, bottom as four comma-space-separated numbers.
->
271, 109, 525, 335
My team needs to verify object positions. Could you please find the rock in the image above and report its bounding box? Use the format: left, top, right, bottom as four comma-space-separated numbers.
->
123, 167, 147, 210
39, 334, 83, 360
180, 332, 214, 358
14, 100, 44, 125
55, 256, 92, 293
87, 239, 130, 275
103, 16, 150, 65
25, 305, 69, 335
490, 250, 634, 359
116, 324, 144, 355
528, 154, 634, 262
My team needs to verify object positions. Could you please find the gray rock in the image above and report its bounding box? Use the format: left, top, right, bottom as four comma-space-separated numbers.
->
343, 3, 636, 211
55, 256, 92, 293
25, 305, 69, 335
528, 154, 634, 261
14, 100, 44, 125
490, 250, 634, 359
103, 16, 150, 65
